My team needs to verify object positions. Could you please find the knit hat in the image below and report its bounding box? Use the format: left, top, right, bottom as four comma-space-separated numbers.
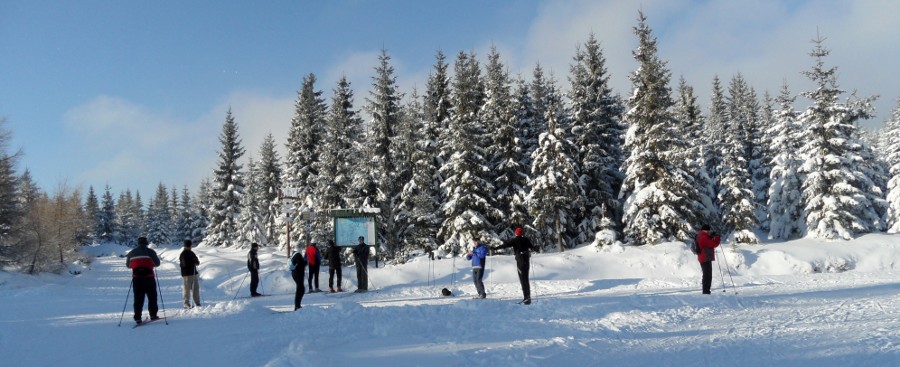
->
137, 237, 149, 246
251, 243, 259, 248
183, 240, 192, 248
514, 227, 524, 236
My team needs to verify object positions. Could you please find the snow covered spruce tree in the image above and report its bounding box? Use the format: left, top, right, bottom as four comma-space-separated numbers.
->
568, 33, 625, 246
796, 36, 885, 239
483, 47, 529, 240
438, 51, 500, 253
753, 90, 775, 231
512, 76, 538, 169
255, 134, 282, 244
527, 79, 581, 252
717, 74, 759, 244
204, 109, 245, 247
318, 76, 361, 214
146, 183, 172, 245
282, 73, 326, 236
430, 50, 455, 205
397, 52, 452, 255
673, 77, 718, 229
83, 186, 100, 243
619, 12, 705, 246
190, 178, 213, 245
366, 49, 404, 258
173, 186, 193, 243
767, 82, 805, 240
883, 99, 900, 232
236, 158, 267, 248
98, 185, 117, 243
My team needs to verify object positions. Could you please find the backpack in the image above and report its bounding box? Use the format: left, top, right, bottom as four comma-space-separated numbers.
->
690, 234, 701, 255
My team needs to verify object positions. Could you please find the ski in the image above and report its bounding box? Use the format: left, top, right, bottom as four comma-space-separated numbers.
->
517, 299, 532, 305
237, 294, 271, 299
132, 317, 165, 329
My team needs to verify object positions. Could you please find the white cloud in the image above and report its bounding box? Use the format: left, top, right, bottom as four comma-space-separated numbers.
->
62, 91, 294, 196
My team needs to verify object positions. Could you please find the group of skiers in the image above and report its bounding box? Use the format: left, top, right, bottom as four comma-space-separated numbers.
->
124, 225, 723, 324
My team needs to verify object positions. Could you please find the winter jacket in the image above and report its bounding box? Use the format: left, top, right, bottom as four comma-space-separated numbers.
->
495, 235, 537, 260
126, 245, 161, 278
324, 243, 341, 269
305, 245, 322, 266
352, 243, 370, 263
247, 249, 260, 271
179, 249, 200, 277
696, 230, 721, 263
466, 243, 488, 269
290, 252, 307, 275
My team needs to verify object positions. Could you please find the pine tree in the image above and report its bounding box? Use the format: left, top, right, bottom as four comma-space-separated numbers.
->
717, 74, 759, 244
283, 73, 327, 211
257, 134, 282, 244
83, 186, 100, 243
366, 49, 404, 257
483, 46, 528, 239
754, 91, 776, 231
191, 178, 212, 244
797, 35, 884, 239
146, 183, 172, 245
0, 118, 20, 248
205, 109, 246, 247
98, 185, 117, 243
114, 190, 134, 245
512, 76, 539, 169
174, 186, 193, 242
438, 51, 500, 252
237, 158, 267, 248
394, 88, 426, 258
568, 33, 626, 245
620, 12, 705, 246
883, 99, 900, 232
767, 82, 804, 239
527, 80, 581, 251
673, 77, 718, 229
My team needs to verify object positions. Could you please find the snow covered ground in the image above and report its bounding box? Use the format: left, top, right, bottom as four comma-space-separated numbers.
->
2, 235, 899, 367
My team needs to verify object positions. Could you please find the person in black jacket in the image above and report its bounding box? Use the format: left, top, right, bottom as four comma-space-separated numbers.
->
351, 236, 369, 292
247, 243, 262, 297
493, 227, 539, 304
179, 240, 201, 308
289, 250, 307, 310
324, 240, 343, 292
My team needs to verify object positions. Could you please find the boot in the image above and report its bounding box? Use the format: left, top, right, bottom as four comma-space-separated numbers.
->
329, 287, 336, 293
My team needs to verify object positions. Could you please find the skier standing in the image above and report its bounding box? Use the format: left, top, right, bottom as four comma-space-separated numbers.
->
351, 236, 369, 292
247, 243, 262, 297
493, 227, 538, 304
466, 238, 488, 299
289, 250, 307, 310
324, 240, 343, 292
696, 225, 721, 294
125, 237, 161, 323
179, 240, 201, 308
305, 242, 322, 292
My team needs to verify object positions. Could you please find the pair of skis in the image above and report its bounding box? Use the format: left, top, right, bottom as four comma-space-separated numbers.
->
132, 316, 166, 329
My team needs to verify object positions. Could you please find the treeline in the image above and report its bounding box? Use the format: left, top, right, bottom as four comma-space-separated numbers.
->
4, 12, 900, 273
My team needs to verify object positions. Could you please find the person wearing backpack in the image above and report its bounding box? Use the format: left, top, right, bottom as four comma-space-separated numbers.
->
305, 242, 322, 292
179, 240, 201, 308
125, 236, 161, 324
289, 250, 307, 310
695, 225, 721, 294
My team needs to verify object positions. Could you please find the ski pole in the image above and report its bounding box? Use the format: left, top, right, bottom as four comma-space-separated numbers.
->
530, 256, 537, 301
715, 251, 727, 292
232, 272, 249, 301
195, 265, 202, 306
358, 260, 376, 290
117, 279, 133, 327
719, 247, 737, 293
154, 269, 168, 325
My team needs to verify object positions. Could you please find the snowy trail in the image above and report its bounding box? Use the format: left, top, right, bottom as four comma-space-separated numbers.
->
2, 241, 900, 366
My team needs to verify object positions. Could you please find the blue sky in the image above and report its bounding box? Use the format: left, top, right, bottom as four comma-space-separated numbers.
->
2, 0, 898, 197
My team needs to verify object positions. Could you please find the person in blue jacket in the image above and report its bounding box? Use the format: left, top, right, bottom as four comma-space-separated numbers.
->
466, 237, 488, 299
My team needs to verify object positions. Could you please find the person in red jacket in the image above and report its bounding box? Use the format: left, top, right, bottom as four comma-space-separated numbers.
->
696, 225, 721, 294
125, 237, 161, 324
305, 243, 322, 292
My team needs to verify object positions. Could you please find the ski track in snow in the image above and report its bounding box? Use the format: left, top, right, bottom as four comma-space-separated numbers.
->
1, 241, 899, 367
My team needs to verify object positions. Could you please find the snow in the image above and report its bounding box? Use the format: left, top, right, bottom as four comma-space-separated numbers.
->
2, 236, 899, 366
